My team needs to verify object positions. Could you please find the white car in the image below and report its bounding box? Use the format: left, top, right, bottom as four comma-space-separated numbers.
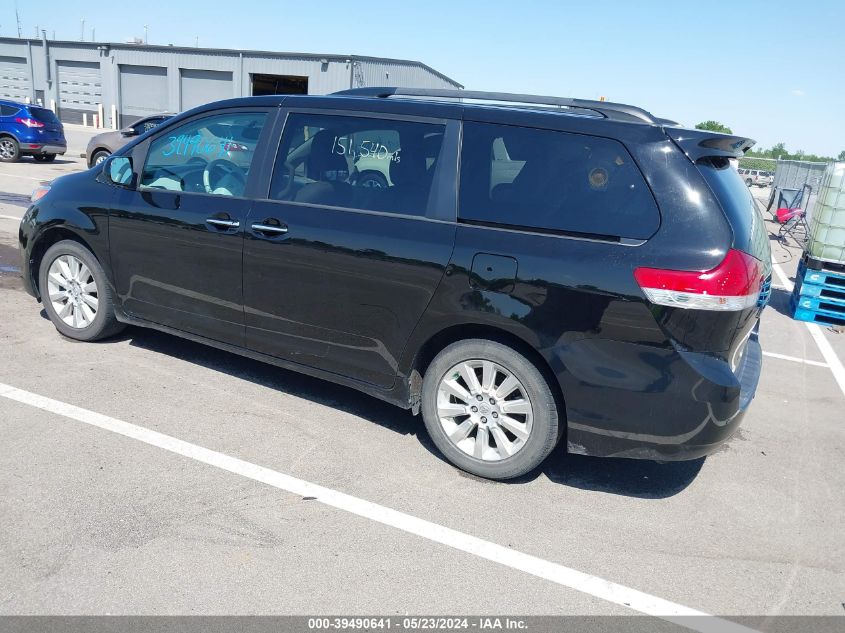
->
737, 168, 773, 187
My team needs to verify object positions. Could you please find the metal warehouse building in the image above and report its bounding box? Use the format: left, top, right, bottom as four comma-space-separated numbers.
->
0, 37, 462, 128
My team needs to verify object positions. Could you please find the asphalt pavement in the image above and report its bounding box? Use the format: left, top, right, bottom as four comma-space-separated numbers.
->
0, 140, 843, 625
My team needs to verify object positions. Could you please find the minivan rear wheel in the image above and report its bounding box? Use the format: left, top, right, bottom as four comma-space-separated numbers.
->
39, 240, 125, 341
421, 339, 560, 480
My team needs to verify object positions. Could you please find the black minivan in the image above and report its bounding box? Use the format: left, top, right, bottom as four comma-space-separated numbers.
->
18, 88, 771, 480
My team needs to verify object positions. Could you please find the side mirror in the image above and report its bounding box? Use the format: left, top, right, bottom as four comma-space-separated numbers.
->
104, 156, 135, 188
121, 127, 139, 137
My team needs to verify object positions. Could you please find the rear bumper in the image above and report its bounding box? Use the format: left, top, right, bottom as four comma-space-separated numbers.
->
553, 333, 762, 461
20, 143, 66, 155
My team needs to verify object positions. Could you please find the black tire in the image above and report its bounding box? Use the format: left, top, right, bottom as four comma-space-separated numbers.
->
745, 178, 752, 187
356, 171, 388, 189
421, 339, 561, 480
0, 136, 21, 163
38, 240, 125, 341
34, 154, 57, 162
91, 150, 110, 167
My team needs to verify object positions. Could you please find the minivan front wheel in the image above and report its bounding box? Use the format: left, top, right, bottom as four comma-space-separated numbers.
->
421, 339, 560, 480
39, 240, 125, 341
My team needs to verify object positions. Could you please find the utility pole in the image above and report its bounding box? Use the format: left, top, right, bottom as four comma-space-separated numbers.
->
143, 25, 148, 44
80, 17, 85, 41
91, 27, 95, 41
15, 5, 22, 38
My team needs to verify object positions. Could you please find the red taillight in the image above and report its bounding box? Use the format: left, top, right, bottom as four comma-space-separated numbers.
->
634, 249, 763, 311
16, 117, 44, 128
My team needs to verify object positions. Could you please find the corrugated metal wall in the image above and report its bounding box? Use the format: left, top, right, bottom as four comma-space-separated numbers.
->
56, 60, 102, 123
0, 38, 461, 129
119, 65, 169, 125
180, 69, 233, 111
0, 55, 30, 101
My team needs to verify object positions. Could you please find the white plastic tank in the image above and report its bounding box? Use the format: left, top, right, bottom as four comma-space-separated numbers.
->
807, 162, 845, 264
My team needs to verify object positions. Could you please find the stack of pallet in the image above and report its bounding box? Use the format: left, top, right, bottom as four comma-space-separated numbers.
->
790, 162, 845, 327
791, 258, 845, 327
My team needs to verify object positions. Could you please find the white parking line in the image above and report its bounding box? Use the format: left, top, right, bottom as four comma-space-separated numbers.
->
0, 173, 47, 182
762, 351, 829, 368
0, 380, 756, 633
771, 261, 845, 398
0, 214, 23, 221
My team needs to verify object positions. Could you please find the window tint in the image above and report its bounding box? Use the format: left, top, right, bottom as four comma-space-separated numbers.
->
698, 159, 770, 264
270, 113, 445, 217
140, 112, 266, 197
30, 107, 60, 124
459, 122, 659, 238
0, 105, 20, 117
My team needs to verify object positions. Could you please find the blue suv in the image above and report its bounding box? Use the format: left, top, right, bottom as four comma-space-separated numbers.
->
0, 99, 67, 163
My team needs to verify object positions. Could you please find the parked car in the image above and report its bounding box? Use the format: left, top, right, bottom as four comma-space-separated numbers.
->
19, 88, 771, 480
86, 114, 172, 167
737, 168, 773, 187
0, 99, 66, 163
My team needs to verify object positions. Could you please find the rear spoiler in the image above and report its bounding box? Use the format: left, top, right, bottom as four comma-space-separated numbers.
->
665, 128, 756, 161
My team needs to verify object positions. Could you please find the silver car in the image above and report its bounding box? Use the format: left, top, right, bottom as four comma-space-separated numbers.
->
85, 114, 171, 167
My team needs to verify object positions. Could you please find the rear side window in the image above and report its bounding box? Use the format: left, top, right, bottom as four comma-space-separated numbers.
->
270, 113, 445, 217
0, 104, 20, 116
30, 107, 60, 124
459, 122, 659, 239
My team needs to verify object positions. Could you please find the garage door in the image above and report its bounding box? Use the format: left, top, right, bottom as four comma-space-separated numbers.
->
0, 56, 31, 102
180, 69, 233, 111
57, 60, 102, 124
119, 65, 168, 126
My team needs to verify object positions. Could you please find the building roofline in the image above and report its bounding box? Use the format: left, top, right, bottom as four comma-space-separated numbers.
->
0, 36, 463, 88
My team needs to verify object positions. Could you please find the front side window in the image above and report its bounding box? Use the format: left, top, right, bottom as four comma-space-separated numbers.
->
459, 122, 660, 239
270, 113, 445, 217
140, 112, 267, 197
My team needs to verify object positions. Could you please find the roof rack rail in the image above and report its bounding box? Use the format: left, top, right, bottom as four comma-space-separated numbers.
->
331, 87, 659, 124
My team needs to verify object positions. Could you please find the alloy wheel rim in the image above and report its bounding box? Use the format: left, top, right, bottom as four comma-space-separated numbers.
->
0, 139, 14, 159
47, 254, 99, 329
94, 154, 107, 165
436, 359, 533, 461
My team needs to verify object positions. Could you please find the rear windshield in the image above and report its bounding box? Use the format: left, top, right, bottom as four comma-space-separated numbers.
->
30, 107, 60, 124
698, 158, 770, 266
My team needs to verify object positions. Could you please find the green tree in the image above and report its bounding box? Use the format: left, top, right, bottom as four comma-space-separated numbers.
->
695, 120, 733, 134
838, 150, 845, 161
770, 142, 787, 158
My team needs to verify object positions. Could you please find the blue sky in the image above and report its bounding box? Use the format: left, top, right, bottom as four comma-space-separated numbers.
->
5, 0, 844, 156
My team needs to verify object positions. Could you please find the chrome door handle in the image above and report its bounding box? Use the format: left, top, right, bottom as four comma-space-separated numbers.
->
251, 223, 288, 235
206, 218, 240, 229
